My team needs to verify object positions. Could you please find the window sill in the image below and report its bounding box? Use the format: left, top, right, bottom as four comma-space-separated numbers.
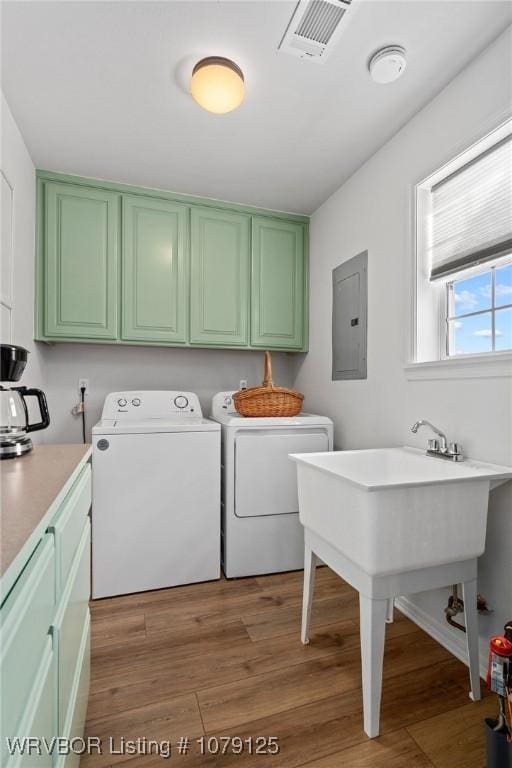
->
405, 353, 512, 380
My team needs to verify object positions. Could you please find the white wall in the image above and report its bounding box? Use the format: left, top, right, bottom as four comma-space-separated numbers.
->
41, 343, 294, 443
1, 94, 46, 434
293, 27, 512, 664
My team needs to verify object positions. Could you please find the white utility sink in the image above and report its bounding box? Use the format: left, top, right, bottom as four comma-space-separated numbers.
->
291, 446, 512, 576
290, 446, 512, 739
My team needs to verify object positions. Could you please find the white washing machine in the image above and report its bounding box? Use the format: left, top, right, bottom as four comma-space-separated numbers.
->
211, 392, 333, 577
92, 391, 220, 598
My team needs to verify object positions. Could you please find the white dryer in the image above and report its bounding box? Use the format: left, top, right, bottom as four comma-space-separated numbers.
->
211, 392, 333, 577
92, 391, 220, 598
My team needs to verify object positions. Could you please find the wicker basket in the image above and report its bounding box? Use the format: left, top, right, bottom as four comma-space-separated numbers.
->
233, 351, 304, 417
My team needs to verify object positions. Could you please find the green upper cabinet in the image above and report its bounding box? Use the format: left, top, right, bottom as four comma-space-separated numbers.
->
122, 196, 188, 343
251, 217, 306, 349
43, 182, 119, 339
190, 207, 250, 346
36, 172, 309, 351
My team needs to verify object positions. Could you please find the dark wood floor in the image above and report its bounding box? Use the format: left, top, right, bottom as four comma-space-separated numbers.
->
83, 568, 495, 768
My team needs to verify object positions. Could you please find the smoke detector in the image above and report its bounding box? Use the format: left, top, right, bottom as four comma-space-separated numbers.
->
368, 46, 407, 84
278, 0, 354, 63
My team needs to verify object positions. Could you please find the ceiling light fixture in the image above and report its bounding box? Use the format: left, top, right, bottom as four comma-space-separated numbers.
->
190, 57, 245, 114
368, 46, 407, 84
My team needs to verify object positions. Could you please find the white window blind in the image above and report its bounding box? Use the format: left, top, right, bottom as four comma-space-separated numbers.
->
429, 135, 512, 280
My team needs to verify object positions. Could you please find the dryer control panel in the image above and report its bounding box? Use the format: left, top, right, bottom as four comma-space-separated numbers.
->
101, 391, 203, 419
211, 391, 238, 420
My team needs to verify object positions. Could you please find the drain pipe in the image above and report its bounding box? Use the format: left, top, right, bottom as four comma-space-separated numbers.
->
444, 585, 492, 632
445, 585, 466, 632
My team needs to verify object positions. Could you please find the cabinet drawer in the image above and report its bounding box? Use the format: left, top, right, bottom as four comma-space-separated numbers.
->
6, 637, 56, 768
0, 535, 55, 767
53, 520, 91, 734
48, 464, 91, 595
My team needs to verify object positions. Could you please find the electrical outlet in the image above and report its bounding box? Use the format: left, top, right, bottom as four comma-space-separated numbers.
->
239, 379, 248, 390
78, 378, 89, 397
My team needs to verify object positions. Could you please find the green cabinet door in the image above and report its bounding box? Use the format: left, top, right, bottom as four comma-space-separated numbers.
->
18, 639, 56, 768
44, 182, 119, 339
190, 207, 250, 346
251, 217, 306, 349
122, 196, 188, 343
0, 535, 55, 768
53, 520, 90, 736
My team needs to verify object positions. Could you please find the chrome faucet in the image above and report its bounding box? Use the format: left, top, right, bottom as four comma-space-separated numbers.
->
411, 420, 463, 462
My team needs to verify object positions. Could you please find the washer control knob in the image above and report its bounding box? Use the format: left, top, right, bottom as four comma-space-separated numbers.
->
117, 397, 127, 407
174, 395, 189, 409
224, 396, 232, 406
132, 397, 141, 407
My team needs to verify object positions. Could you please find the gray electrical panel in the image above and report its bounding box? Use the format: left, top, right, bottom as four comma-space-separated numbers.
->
332, 250, 368, 380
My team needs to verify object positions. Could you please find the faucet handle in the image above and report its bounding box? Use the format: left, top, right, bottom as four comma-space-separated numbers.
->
448, 442, 462, 455
428, 439, 439, 451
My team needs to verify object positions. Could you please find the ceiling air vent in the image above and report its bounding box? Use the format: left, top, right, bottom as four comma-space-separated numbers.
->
278, 0, 353, 63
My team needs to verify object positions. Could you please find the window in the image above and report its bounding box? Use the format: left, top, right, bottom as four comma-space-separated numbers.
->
447, 261, 512, 356
413, 118, 512, 366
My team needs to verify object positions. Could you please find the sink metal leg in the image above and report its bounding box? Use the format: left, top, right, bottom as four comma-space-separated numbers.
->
461, 578, 481, 702
301, 543, 318, 645
359, 593, 388, 738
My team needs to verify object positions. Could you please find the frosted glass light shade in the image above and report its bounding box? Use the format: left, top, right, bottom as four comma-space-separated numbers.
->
190, 57, 245, 114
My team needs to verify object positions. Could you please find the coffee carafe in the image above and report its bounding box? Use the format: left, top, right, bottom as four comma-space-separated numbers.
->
0, 345, 50, 459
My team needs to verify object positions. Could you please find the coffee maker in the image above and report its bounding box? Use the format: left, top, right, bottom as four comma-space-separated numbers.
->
0, 344, 50, 459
